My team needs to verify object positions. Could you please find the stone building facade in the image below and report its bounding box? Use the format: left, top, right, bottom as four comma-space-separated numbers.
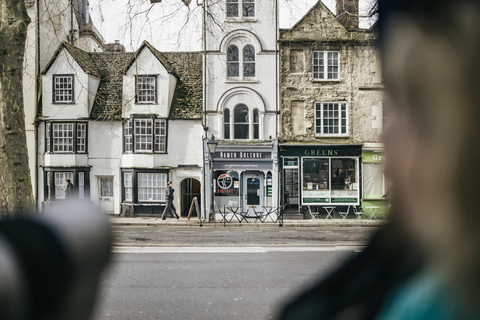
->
278, 0, 386, 217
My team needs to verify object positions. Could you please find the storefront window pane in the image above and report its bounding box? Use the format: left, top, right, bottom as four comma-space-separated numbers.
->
331, 158, 358, 203
214, 170, 240, 208
363, 163, 384, 199
302, 158, 330, 204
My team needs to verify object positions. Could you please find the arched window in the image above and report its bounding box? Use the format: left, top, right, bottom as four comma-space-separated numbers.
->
253, 108, 259, 139
227, 45, 239, 77
224, 109, 230, 139
243, 45, 255, 77
234, 104, 249, 139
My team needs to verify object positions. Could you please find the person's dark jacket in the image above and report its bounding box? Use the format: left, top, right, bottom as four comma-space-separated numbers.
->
165, 186, 174, 201
65, 183, 75, 199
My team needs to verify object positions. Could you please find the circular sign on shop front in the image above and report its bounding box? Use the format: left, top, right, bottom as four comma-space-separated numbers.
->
217, 174, 233, 189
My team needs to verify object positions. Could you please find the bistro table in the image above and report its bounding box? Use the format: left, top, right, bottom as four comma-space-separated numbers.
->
324, 206, 336, 219
365, 206, 380, 220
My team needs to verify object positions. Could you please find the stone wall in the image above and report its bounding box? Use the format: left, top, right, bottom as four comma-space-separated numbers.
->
279, 41, 383, 144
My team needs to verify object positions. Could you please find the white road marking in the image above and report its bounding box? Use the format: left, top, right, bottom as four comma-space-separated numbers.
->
112, 246, 365, 253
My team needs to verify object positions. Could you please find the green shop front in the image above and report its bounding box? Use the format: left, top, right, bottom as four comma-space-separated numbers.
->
361, 143, 389, 218
279, 144, 362, 217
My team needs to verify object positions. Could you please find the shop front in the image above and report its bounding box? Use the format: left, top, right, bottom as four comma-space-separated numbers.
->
279, 144, 362, 217
362, 143, 389, 218
205, 143, 279, 219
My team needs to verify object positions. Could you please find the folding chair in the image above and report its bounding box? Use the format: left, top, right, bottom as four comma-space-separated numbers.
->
338, 205, 351, 220
307, 206, 320, 222
352, 206, 364, 220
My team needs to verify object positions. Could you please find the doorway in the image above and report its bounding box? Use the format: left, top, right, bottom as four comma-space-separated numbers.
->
243, 172, 264, 212
180, 178, 201, 217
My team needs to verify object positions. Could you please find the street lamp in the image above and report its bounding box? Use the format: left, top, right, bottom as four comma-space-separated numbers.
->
207, 134, 218, 222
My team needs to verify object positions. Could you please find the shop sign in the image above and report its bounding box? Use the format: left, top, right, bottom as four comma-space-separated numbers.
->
332, 198, 358, 203
362, 152, 385, 163
214, 161, 272, 170
280, 145, 362, 157
304, 198, 329, 203
215, 151, 271, 159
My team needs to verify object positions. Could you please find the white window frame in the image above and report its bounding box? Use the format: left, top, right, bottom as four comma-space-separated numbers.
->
137, 173, 167, 202
126, 118, 167, 154
47, 122, 87, 154
136, 75, 157, 104
52, 123, 74, 153
226, 44, 256, 80
314, 102, 348, 137
124, 173, 133, 202
134, 118, 153, 152
154, 119, 166, 152
224, 105, 261, 141
55, 172, 74, 199
313, 51, 339, 80
226, 0, 255, 18
76, 123, 86, 153
124, 120, 133, 153
98, 177, 114, 201
53, 74, 74, 103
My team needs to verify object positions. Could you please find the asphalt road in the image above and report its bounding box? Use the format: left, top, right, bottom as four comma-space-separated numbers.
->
92, 248, 357, 320
111, 226, 377, 247
91, 226, 376, 320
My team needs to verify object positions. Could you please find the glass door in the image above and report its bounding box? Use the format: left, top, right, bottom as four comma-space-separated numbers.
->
243, 173, 263, 212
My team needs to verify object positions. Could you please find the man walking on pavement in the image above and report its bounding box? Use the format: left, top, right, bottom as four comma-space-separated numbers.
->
162, 181, 180, 221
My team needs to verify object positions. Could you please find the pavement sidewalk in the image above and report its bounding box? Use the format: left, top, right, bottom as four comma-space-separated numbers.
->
110, 216, 385, 227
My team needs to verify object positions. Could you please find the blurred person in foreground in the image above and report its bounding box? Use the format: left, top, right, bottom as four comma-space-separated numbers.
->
278, 0, 480, 319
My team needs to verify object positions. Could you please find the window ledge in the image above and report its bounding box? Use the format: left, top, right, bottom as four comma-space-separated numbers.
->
225, 79, 258, 83
52, 102, 75, 105
312, 79, 341, 83
314, 135, 350, 138
225, 17, 257, 23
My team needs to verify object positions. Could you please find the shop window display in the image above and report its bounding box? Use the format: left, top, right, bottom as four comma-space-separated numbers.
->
302, 157, 358, 204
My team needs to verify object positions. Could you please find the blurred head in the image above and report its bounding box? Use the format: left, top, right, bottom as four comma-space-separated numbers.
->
380, 0, 480, 310
167, 181, 172, 186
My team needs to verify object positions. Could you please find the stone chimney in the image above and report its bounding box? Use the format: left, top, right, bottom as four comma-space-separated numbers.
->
336, 0, 359, 30
104, 40, 126, 53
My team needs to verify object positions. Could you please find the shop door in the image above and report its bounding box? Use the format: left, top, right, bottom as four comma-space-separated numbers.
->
243, 173, 263, 212
283, 168, 299, 213
180, 178, 201, 217
98, 177, 114, 213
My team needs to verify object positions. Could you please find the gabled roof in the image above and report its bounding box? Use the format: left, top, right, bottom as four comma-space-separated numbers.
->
162, 51, 203, 119
279, 0, 375, 43
41, 42, 100, 77
123, 41, 179, 79
289, 0, 340, 32
90, 52, 135, 120
41, 42, 202, 121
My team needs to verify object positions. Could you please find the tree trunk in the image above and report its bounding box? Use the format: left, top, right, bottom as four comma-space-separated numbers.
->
0, 0, 34, 217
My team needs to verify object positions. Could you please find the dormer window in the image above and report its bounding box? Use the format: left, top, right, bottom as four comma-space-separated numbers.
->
135, 75, 157, 104
53, 75, 74, 103
226, 0, 255, 18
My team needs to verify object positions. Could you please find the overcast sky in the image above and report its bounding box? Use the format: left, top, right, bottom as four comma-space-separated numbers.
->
89, 0, 376, 52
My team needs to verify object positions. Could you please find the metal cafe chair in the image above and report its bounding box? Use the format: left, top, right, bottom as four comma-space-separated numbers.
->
307, 205, 320, 222
352, 205, 364, 220
338, 205, 351, 220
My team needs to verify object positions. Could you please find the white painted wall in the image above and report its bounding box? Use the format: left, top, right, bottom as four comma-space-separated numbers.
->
122, 47, 177, 118
205, 0, 278, 141
42, 49, 98, 119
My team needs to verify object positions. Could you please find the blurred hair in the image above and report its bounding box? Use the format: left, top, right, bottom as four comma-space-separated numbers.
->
380, 0, 480, 313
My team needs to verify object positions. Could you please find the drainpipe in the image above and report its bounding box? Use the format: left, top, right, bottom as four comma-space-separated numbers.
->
202, 0, 207, 219
35, 0, 41, 212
